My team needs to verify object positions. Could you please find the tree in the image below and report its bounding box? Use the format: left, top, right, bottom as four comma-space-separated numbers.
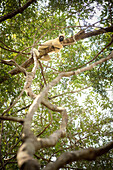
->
0, 0, 113, 169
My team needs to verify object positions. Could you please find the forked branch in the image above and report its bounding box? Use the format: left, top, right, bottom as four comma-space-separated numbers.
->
17, 50, 113, 169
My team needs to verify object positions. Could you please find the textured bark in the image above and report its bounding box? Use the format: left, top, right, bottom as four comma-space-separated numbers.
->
43, 141, 113, 170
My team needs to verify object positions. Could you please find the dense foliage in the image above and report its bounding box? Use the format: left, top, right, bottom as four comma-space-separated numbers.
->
0, 0, 113, 169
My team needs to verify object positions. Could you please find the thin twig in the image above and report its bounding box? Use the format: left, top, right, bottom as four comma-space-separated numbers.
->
49, 86, 90, 100
68, 38, 113, 71
38, 60, 47, 85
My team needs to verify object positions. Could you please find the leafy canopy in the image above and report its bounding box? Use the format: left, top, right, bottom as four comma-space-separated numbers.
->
0, 0, 113, 169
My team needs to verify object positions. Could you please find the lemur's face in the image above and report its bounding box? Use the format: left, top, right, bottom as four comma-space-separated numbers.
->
59, 35, 64, 42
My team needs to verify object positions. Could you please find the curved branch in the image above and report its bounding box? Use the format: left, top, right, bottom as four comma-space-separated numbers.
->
68, 37, 113, 71
43, 141, 113, 170
61, 50, 113, 77
0, 0, 37, 23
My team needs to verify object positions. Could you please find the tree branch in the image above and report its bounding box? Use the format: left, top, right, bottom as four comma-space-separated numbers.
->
17, 51, 113, 169
0, 0, 37, 23
17, 51, 68, 169
7, 26, 113, 76
43, 141, 113, 170
0, 116, 24, 124
2, 87, 25, 115
49, 86, 90, 100
68, 37, 113, 71
61, 50, 113, 78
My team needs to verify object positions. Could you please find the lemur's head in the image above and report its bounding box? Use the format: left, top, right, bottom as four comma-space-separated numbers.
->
59, 34, 65, 42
